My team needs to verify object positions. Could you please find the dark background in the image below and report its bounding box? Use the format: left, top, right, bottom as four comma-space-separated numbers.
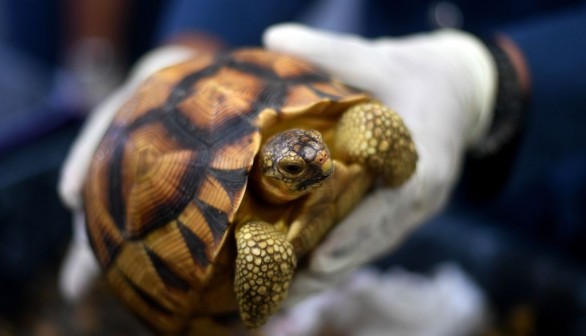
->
1, 1, 585, 335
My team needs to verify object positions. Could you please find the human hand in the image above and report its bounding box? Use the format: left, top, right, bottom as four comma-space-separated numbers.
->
262, 24, 497, 307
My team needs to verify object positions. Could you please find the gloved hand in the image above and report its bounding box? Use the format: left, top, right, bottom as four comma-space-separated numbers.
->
57, 24, 497, 315
261, 24, 497, 307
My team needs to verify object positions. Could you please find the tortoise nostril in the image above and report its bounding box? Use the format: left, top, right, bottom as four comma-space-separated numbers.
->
315, 151, 328, 164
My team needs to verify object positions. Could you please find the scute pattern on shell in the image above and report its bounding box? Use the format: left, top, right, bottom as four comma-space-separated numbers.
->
83, 48, 368, 332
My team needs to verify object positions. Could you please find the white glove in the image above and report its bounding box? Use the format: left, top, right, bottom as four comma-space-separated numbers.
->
58, 45, 197, 300
264, 264, 489, 336
261, 24, 497, 306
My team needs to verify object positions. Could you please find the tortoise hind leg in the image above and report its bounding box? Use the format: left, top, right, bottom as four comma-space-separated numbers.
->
234, 221, 296, 328
335, 101, 418, 187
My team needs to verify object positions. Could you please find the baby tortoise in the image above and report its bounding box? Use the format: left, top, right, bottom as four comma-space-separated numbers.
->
82, 48, 417, 335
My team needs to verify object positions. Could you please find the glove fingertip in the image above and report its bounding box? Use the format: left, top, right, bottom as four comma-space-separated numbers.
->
262, 23, 315, 53
58, 160, 84, 211
59, 240, 100, 302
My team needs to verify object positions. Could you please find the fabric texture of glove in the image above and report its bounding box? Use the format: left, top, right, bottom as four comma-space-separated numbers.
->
263, 264, 489, 336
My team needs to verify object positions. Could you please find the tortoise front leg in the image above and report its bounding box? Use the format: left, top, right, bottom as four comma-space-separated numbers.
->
234, 221, 296, 329
335, 101, 418, 187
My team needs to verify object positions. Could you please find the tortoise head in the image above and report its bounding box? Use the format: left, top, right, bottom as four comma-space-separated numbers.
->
257, 129, 334, 203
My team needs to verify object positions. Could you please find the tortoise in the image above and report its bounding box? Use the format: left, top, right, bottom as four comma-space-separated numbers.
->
83, 48, 417, 335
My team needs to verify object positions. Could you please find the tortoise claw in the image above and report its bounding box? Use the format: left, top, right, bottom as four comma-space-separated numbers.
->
234, 221, 296, 328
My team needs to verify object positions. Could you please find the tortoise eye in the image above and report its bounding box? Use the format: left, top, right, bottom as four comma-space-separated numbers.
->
279, 161, 305, 176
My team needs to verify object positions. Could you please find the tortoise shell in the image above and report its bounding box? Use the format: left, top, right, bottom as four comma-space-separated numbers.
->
83, 48, 370, 333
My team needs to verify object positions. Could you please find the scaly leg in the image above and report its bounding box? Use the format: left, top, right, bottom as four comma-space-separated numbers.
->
234, 221, 296, 329
335, 101, 418, 187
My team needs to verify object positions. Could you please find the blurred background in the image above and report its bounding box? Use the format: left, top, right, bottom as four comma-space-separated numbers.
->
0, 1, 164, 334
0, 0, 585, 335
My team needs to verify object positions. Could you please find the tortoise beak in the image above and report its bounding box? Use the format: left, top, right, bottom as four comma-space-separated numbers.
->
315, 149, 334, 177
